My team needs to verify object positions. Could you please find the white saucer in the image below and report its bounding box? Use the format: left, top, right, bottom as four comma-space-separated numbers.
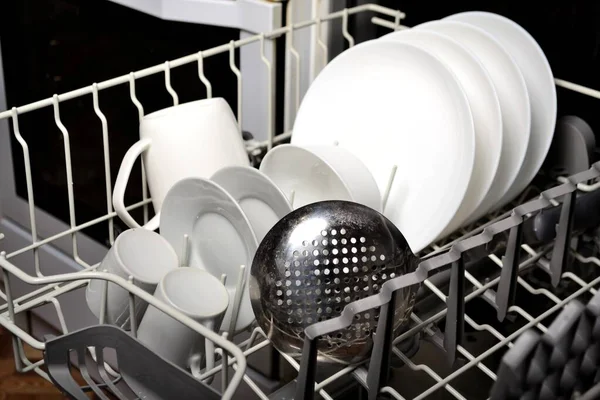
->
291, 40, 475, 253
159, 177, 258, 332
211, 166, 292, 243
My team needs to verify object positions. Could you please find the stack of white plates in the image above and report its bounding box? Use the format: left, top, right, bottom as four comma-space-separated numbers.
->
290, 11, 557, 254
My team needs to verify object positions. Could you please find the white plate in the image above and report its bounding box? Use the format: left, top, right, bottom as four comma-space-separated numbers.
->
380, 29, 502, 238
159, 177, 258, 332
445, 12, 557, 207
415, 20, 531, 222
211, 166, 292, 242
291, 40, 475, 253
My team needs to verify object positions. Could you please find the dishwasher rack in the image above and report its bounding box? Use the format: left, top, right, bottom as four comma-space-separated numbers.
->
1, 3, 600, 399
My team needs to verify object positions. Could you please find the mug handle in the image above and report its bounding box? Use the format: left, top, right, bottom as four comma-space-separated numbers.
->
112, 138, 160, 231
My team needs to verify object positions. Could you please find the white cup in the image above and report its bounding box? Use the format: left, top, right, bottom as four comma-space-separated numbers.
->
259, 144, 382, 211
137, 267, 229, 372
85, 228, 179, 328
112, 97, 249, 231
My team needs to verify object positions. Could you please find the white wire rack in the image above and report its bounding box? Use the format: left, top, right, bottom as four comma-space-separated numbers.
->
0, 3, 599, 399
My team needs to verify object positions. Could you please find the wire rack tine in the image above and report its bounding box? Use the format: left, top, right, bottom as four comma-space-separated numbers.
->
315, 16, 328, 76
128, 72, 149, 224
394, 10, 402, 29
164, 60, 179, 106
92, 83, 115, 245
286, 0, 301, 119
10, 108, 41, 276
229, 41, 242, 135
260, 34, 275, 150
342, 9, 355, 47
128, 275, 138, 337
52, 95, 88, 268
197, 51, 213, 99
1, 255, 24, 372
49, 298, 69, 334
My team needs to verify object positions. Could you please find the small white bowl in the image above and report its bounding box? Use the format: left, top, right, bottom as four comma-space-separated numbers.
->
259, 144, 382, 211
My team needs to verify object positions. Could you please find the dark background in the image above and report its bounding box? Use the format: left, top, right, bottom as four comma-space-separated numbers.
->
1, 0, 599, 247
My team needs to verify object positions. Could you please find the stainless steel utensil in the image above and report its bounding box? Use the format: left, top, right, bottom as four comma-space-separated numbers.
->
249, 200, 419, 365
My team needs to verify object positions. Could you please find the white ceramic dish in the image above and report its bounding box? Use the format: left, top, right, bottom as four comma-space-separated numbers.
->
380, 29, 502, 238
259, 144, 382, 212
446, 12, 557, 208
291, 40, 475, 253
211, 166, 293, 242
415, 20, 531, 223
159, 177, 258, 332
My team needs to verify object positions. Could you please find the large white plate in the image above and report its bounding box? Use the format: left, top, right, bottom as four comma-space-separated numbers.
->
159, 177, 258, 332
211, 166, 292, 243
415, 20, 531, 223
291, 40, 475, 253
380, 29, 502, 239
446, 12, 557, 208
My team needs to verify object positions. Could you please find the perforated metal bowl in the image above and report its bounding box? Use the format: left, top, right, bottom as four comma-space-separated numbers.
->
249, 200, 419, 365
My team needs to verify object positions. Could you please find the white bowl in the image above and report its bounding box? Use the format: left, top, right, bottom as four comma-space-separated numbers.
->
259, 144, 382, 212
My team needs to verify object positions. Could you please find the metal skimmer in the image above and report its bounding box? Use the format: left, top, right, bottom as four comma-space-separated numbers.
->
249, 200, 419, 365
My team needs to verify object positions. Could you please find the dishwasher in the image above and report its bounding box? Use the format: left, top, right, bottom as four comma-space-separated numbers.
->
0, 2, 600, 399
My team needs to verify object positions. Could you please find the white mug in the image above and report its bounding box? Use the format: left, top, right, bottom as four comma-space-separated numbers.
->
137, 267, 229, 373
113, 97, 249, 231
85, 228, 179, 328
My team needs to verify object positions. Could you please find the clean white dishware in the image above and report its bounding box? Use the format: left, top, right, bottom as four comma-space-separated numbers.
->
380, 29, 502, 238
445, 11, 557, 208
259, 144, 382, 212
291, 40, 475, 253
137, 268, 229, 372
159, 177, 258, 333
112, 97, 249, 231
211, 166, 292, 242
85, 228, 178, 327
415, 20, 531, 223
